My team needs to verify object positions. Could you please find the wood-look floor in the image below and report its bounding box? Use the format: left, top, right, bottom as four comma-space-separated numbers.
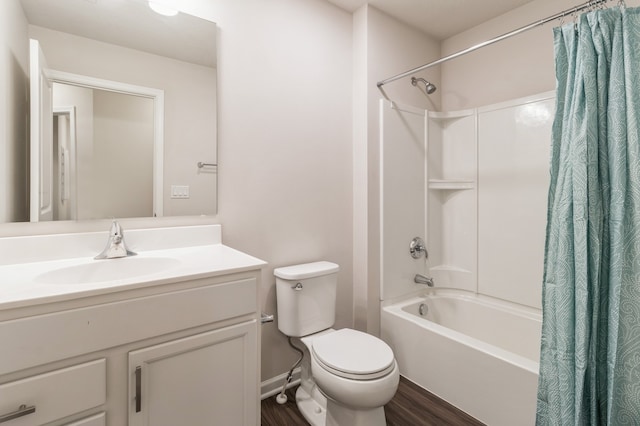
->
261, 376, 485, 426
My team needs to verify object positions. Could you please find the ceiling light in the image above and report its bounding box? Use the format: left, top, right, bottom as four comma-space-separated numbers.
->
148, 1, 178, 17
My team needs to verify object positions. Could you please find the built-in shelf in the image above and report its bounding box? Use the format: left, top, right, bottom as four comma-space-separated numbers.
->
428, 109, 475, 121
428, 264, 475, 292
428, 179, 475, 190
427, 106, 477, 293
430, 265, 472, 274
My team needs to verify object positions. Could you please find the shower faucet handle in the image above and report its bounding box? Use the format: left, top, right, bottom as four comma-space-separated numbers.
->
409, 237, 428, 259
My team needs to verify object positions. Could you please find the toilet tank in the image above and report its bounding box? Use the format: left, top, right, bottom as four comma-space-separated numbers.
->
274, 261, 340, 337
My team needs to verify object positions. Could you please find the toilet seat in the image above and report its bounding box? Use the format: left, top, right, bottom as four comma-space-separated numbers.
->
311, 329, 395, 380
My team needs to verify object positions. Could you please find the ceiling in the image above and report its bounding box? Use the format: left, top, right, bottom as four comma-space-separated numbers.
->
326, 0, 539, 40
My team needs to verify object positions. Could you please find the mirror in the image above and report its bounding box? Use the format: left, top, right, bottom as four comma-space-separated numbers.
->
13, 0, 217, 222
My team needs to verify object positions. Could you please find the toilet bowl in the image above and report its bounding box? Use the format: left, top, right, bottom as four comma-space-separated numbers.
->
275, 262, 399, 426
306, 329, 399, 426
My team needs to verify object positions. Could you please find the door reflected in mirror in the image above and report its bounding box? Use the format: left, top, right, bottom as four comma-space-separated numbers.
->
52, 83, 155, 221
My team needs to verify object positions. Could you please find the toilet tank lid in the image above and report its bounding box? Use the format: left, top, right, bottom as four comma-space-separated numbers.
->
274, 261, 339, 280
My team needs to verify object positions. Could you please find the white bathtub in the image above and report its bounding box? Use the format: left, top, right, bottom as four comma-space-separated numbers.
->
381, 291, 542, 426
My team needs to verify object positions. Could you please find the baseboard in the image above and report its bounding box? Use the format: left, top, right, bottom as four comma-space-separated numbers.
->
260, 368, 301, 400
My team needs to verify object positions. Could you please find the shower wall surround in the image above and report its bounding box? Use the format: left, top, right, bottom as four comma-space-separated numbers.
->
381, 91, 554, 309
477, 94, 553, 308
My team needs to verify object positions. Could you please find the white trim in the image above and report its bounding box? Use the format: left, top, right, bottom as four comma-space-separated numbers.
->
30, 39, 54, 222
47, 70, 165, 218
46, 70, 163, 99
260, 368, 301, 400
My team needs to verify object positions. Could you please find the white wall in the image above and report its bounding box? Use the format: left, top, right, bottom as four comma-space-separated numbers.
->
353, 5, 440, 334
441, 0, 640, 110
93, 90, 154, 219
0, 0, 29, 223
173, 0, 354, 382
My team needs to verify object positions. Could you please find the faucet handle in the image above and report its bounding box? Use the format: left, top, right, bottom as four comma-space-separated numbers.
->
109, 220, 120, 233
94, 220, 136, 259
409, 237, 428, 259
109, 221, 122, 242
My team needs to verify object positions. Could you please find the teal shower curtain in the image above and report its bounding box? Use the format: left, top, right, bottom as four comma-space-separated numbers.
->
536, 6, 640, 426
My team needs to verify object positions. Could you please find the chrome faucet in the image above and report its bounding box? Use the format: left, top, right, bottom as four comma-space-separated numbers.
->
414, 274, 434, 287
95, 221, 136, 259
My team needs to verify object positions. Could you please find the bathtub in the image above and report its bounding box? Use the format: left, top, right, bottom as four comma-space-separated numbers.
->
381, 291, 542, 426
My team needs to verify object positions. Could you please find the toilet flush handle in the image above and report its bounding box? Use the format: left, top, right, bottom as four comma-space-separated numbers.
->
292, 282, 303, 291
261, 313, 275, 324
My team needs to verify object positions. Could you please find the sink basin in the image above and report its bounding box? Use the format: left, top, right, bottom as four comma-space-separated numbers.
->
35, 256, 181, 285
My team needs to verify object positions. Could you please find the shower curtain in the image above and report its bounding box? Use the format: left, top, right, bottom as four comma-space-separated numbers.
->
536, 6, 640, 426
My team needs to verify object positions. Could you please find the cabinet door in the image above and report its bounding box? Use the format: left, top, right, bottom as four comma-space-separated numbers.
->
128, 321, 258, 426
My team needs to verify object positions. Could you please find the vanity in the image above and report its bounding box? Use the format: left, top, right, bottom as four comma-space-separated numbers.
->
0, 224, 265, 426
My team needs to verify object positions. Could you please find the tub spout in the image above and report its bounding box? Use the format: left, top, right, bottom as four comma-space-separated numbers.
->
414, 274, 434, 287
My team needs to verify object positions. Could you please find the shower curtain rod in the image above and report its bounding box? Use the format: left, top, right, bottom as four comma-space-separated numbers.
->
376, 0, 609, 87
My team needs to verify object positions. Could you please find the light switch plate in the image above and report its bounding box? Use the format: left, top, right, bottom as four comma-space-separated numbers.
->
170, 185, 189, 199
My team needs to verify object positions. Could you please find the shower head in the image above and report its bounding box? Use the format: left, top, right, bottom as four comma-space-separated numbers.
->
411, 77, 437, 94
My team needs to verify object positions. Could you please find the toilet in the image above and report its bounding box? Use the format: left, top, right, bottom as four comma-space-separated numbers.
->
275, 261, 399, 426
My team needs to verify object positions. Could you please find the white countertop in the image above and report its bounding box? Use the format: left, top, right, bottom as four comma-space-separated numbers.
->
0, 244, 265, 311
0, 225, 266, 311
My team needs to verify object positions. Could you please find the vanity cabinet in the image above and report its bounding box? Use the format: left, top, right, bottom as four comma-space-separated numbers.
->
0, 269, 263, 426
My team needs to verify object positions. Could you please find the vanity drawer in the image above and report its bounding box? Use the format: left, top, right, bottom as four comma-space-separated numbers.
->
0, 278, 257, 375
64, 412, 106, 426
0, 359, 105, 426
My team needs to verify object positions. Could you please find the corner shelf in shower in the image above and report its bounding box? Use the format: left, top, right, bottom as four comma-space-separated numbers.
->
430, 265, 471, 273
428, 179, 475, 190
426, 107, 478, 294
428, 109, 475, 121
428, 265, 475, 292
